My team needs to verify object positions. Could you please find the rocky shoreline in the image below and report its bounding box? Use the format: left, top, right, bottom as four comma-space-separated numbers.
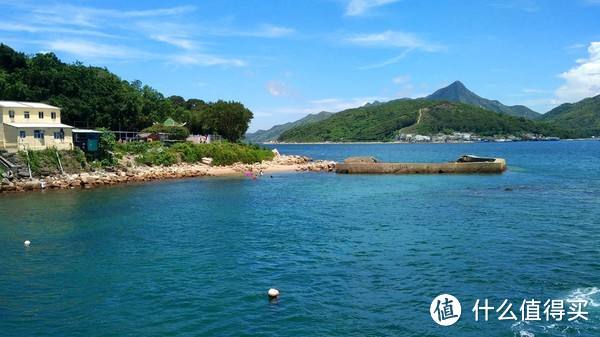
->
0, 155, 336, 193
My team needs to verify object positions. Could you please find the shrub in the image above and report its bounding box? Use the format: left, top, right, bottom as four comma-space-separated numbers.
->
115, 141, 158, 155
59, 148, 87, 173
98, 129, 117, 166
135, 147, 179, 166
129, 141, 274, 166
141, 125, 190, 140
18, 148, 87, 176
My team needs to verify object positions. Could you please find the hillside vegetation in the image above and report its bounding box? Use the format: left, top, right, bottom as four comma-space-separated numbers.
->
279, 99, 428, 142
0, 43, 251, 141
541, 95, 600, 137
278, 99, 565, 142
246, 111, 334, 142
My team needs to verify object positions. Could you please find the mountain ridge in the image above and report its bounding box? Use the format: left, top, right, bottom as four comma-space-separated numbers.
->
277, 99, 563, 142
540, 94, 600, 137
245, 111, 334, 142
247, 81, 543, 142
426, 81, 541, 119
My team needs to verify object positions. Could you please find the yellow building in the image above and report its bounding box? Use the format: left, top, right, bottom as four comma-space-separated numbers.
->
0, 101, 74, 152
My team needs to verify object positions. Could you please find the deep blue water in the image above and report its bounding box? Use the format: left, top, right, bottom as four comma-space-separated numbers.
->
1, 141, 599, 337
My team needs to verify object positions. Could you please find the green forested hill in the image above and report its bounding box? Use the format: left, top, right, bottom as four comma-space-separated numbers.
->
0, 43, 252, 141
541, 95, 600, 137
278, 99, 564, 142
427, 81, 541, 119
245, 111, 333, 142
278, 99, 423, 142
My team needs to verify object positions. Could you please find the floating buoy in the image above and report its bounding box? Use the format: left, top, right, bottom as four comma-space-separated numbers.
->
24, 240, 31, 247
268, 288, 280, 298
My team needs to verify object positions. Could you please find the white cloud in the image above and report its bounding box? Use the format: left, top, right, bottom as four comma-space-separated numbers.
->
490, 0, 539, 12
346, 31, 443, 69
358, 51, 411, 70
0, 22, 116, 38
31, 4, 196, 28
565, 43, 586, 51
345, 30, 443, 52
2, 2, 292, 71
245, 24, 295, 38
150, 34, 195, 50
202, 23, 295, 38
171, 53, 246, 67
391, 75, 416, 97
555, 42, 600, 102
44, 40, 148, 60
392, 75, 411, 84
266, 81, 289, 96
521, 88, 550, 94
345, 0, 401, 16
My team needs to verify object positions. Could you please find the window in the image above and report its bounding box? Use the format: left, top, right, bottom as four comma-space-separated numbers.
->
54, 132, 64, 140
34, 130, 44, 139
39, 111, 44, 119
51, 112, 57, 119
19, 131, 26, 139
9, 110, 15, 119
24, 111, 30, 119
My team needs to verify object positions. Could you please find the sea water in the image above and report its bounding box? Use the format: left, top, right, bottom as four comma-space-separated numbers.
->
1, 141, 599, 337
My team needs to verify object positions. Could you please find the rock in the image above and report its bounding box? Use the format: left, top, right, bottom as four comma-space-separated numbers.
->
22, 180, 42, 190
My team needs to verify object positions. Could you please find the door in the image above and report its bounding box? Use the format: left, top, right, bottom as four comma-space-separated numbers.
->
33, 130, 45, 148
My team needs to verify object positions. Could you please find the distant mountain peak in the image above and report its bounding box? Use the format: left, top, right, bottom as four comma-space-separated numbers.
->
449, 80, 466, 88
426, 81, 540, 119
432, 81, 474, 97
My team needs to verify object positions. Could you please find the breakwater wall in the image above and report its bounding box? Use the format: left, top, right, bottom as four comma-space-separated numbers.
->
336, 159, 506, 174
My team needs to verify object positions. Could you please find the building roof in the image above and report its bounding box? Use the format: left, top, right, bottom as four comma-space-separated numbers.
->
161, 117, 186, 127
3, 122, 73, 128
72, 128, 103, 133
163, 117, 177, 126
0, 101, 60, 109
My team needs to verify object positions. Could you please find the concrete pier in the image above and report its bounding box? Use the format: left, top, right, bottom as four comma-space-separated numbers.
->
335, 156, 506, 174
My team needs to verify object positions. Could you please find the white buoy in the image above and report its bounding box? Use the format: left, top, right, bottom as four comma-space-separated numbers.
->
24, 240, 31, 247
268, 288, 280, 298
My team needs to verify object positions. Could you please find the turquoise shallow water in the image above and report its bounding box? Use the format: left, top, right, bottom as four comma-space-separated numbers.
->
1, 141, 599, 337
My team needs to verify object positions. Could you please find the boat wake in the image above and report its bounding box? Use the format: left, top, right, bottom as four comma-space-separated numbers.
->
510, 287, 599, 337
565, 287, 599, 308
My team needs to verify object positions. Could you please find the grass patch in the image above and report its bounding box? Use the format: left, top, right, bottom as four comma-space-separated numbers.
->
19, 148, 87, 176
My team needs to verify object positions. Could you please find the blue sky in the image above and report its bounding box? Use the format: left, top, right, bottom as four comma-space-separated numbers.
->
1, 0, 599, 131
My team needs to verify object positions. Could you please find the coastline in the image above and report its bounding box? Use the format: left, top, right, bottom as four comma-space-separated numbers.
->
265, 138, 599, 145
0, 155, 336, 193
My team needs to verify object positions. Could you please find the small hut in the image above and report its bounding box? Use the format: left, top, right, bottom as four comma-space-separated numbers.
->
72, 129, 103, 152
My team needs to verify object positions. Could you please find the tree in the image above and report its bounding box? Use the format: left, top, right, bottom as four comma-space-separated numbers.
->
141, 125, 190, 140
0, 43, 255, 138
206, 100, 253, 142
0, 43, 27, 71
98, 129, 117, 166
